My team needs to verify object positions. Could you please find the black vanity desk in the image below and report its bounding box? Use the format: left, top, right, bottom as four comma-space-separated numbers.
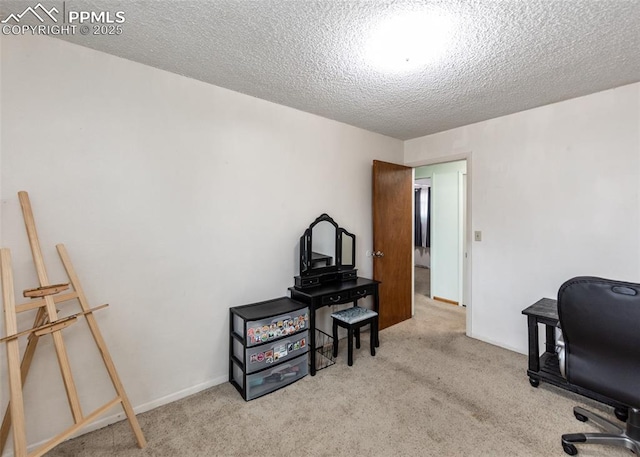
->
289, 277, 380, 376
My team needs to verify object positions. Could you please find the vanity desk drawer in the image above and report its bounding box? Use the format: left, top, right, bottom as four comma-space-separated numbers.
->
299, 276, 320, 288
350, 286, 374, 299
341, 270, 357, 281
319, 286, 374, 307
321, 292, 350, 306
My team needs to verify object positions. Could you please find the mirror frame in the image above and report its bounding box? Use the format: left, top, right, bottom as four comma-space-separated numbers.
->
299, 213, 355, 277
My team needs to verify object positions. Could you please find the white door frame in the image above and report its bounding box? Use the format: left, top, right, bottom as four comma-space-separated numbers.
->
409, 152, 472, 337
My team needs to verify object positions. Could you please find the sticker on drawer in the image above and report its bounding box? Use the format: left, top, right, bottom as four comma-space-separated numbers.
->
248, 335, 307, 365
273, 344, 287, 361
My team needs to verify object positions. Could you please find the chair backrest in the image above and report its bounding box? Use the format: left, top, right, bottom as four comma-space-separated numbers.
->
557, 276, 640, 409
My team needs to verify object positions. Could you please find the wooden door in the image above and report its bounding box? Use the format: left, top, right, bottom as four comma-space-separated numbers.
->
372, 160, 413, 329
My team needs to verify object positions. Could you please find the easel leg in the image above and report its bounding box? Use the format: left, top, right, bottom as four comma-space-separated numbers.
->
1, 249, 28, 457
46, 296, 84, 423
57, 244, 147, 448
0, 309, 46, 454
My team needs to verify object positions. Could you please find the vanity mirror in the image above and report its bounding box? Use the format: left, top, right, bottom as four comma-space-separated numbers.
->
295, 214, 356, 289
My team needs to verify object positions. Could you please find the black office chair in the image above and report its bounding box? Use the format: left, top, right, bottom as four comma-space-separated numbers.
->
557, 276, 640, 455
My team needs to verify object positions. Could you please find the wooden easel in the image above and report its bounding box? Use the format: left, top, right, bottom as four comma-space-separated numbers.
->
0, 191, 146, 456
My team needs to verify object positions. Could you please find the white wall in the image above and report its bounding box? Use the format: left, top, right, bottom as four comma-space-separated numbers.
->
405, 83, 640, 353
415, 161, 466, 303
0, 35, 402, 452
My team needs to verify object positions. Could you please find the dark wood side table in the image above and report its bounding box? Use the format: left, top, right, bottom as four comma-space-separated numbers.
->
522, 298, 559, 387
523, 298, 628, 419
289, 277, 380, 376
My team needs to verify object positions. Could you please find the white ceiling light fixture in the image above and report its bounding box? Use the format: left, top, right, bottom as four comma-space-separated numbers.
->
365, 10, 456, 73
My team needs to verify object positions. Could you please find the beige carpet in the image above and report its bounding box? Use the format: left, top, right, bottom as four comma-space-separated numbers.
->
44, 296, 628, 456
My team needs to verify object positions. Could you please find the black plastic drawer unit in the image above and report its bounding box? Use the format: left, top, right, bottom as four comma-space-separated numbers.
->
229, 297, 309, 400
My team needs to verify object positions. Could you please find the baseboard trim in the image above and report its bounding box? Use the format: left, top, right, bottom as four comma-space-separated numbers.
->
7, 374, 229, 457
433, 296, 459, 306
469, 331, 526, 356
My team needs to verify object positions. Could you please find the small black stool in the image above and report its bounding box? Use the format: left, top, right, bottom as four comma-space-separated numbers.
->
331, 306, 378, 366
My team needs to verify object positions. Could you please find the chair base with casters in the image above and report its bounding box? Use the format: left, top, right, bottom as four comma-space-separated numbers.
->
561, 406, 640, 455
331, 306, 378, 366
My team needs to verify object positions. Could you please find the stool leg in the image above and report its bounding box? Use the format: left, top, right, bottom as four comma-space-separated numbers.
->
375, 317, 379, 351
374, 316, 379, 348
355, 327, 361, 349
370, 320, 376, 357
347, 326, 354, 366
332, 319, 339, 358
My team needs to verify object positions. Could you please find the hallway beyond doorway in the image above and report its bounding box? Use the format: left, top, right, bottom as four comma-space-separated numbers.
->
414, 266, 430, 297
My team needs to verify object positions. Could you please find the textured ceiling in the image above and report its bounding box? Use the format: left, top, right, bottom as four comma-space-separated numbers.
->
3, 0, 640, 140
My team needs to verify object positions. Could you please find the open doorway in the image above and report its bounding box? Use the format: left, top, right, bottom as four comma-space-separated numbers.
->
414, 160, 467, 310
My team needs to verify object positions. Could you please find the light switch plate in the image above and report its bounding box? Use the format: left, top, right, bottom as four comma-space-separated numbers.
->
474, 231, 482, 241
